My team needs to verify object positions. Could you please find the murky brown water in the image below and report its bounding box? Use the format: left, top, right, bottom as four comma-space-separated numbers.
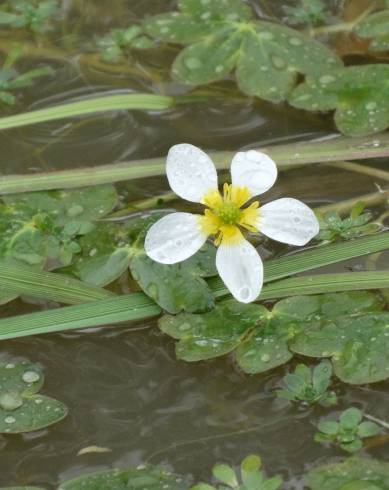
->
0, 1, 389, 488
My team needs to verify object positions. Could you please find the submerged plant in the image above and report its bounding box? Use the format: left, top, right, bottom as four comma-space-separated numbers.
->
276, 360, 337, 406
283, 0, 330, 25
316, 201, 380, 243
0, 0, 59, 33
315, 407, 380, 453
191, 454, 282, 490
97, 26, 154, 63
0, 65, 53, 105
144, 144, 319, 303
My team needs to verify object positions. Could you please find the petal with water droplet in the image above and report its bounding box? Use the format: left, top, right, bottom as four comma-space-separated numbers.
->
145, 212, 208, 264
258, 198, 319, 246
216, 237, 263, 303
166, 144, 218, 203
230, 150, 277, 198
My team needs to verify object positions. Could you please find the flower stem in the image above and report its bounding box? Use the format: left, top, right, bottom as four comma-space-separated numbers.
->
315, 189, 389, 215
312, 5, 376, 35
326, 161, 389, 183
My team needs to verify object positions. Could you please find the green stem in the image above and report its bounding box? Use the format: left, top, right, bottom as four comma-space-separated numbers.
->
364, 413, 389, 430
312, 5, 376, 35
326, 161, 389, 182
315, 190, 389, 215
2, 133, 389, 194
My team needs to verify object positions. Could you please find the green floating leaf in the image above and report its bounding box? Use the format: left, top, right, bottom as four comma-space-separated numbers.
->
0, 185, 118, 268
161, 291, 389, 384
354, 10, 389, 51
58, 466, 187, 490
98, 26, 154, 63
0, 395, 67, 434
159, 300, 265, 360
307, 457, 389, 489
131, 242, 217, 314
0, 0, 59, 33
0, 361, 67, 434
289, 65, 389, 136
144, 0, 342, 102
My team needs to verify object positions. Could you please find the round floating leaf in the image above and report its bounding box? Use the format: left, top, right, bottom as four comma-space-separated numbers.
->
58, 466, 187, 490
0, 395, 68, 434
289, 65, 389, 136
0, 361, 43, 396
306, 457, 389, 490
130, 243, 217, 314
354, 11, 389, 51
159, 300, 265, 361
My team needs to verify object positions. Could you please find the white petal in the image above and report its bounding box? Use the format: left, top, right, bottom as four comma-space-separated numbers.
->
230, 150, 277, 197
259, 198, 320, 246
145, 212, 207, 264
216, 238, 263, 303
166, 144, 218, 203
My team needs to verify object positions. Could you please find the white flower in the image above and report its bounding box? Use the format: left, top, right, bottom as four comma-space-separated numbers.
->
145, 144, 319, 303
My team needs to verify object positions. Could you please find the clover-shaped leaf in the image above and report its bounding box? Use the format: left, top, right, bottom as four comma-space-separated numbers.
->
276, 360, 337, 406
307, 457, 389, 490
144, 0, 342, 102
316, 202, 380, 243
97, 26, 154, 62
0, 361, 67, 433
58, 466, 187, 490
283, 0, 330, 25
0, 0, 59, 32
191, 454, 282, 490
354, 10, 389, 51
315, 408, 380, 453
160, 291, 389, 384
289, 65, 389, 136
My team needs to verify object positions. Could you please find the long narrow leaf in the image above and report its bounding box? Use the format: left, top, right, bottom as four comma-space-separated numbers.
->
0, 262, 114, 304
1, 133, 389, 193
0, 93, 174, 130
0, 271, 388, 340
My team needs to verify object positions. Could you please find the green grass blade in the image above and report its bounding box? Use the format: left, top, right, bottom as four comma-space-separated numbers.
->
0, 93, 174, 131
0, 294, 161, 340
0, 232, 388, 340
1, 133, 389, 193
259, 271, 389, 300
210, 232, 389, 297
0, 262, 114, 304
0, 271, 387, 341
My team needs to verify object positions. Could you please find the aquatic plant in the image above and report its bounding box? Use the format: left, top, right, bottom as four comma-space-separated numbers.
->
145, 144, 319, 303
315, 408, 380, 453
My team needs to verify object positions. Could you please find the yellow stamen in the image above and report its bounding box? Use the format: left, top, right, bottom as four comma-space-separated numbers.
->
200, 184, 260, 246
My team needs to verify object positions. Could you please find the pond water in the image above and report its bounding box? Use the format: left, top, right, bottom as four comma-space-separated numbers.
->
0, 0, 389, 488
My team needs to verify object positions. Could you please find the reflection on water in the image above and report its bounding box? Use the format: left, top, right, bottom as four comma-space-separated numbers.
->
0, 0, 388, 488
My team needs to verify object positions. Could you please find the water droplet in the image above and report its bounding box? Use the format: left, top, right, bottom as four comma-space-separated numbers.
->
22, 371, 40, 384
239, 286, 251, 301
185, 57, 202, 70
147, 283, 159, 300
5, 363, 15, 369
179, 323, 191, 332
259, 31, 274, 40
271, 56, 286, 70
4, 416, 16, 424
319, 75, 336, 84
0, 392, 23, 411
289, 37, 303, 46
260, 354, 270, 362
366, 101, 377, 111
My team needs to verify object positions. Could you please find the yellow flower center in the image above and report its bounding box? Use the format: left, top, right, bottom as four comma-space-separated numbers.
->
199, 183, 260, 246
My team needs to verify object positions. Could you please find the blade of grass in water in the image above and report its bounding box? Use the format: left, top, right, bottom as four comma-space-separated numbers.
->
1, 133, 389, 194
0, 271, 388, 340
0, 93, 174, 131
0, 233, 388, 339
0, 262, 113, 304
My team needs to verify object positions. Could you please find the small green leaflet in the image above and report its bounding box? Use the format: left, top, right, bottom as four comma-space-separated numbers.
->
98, 26, 154, 63
0, 361, 67, 433
289, 65, 389, 136
316, 201, 380, 243
0, 0, 59, 33
283, 0, 329, 25
144, 0, 342, 102
159, 291, 389, 384
314, 407, 380, 453
354, 10, 389, 51
0, 66, 53, 105
276, 360, 337, 406
191, 454, 282, 490
307, 457, 389, 490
